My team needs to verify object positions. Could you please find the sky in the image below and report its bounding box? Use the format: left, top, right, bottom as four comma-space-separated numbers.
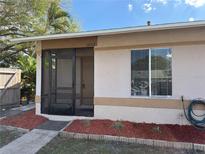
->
61, 0, 205, 31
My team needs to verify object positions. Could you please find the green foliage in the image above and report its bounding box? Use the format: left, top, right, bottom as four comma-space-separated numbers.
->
0, 0, 79, 67
112, 121, 124, 130
152, 126, 162, 134
17, 55, 36, 100
0, 0, 79, 100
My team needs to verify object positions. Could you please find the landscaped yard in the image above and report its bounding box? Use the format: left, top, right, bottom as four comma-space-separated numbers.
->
64, 119, 205, 144
0, 126, 27, 148
0, 110, 204, 153
0, 109, 48, 130
37, 135, 204, 154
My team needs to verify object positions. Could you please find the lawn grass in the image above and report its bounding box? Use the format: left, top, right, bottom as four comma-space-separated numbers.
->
0, 125, 26, 148
37, 135, 203, 154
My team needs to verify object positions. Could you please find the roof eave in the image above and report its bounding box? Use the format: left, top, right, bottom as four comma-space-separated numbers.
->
10, 21, 205, 43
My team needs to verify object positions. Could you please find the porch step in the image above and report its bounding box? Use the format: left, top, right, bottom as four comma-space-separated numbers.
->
36, 120, 69, 131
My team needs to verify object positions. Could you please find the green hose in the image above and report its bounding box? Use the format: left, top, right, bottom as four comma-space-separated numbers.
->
182, 96, 205, 130
188, 100, 205, 129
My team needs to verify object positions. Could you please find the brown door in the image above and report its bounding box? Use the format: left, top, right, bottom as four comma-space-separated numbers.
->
81, 56, 94, 106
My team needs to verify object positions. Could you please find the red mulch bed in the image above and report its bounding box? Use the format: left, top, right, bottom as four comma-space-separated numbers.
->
0, 110, 48, 130
64, 120, 205, 144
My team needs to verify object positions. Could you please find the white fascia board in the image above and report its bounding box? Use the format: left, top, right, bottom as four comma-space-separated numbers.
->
11, 21, 205, 43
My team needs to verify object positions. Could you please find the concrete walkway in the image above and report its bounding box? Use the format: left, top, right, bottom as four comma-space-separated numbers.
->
0, 129, 58, 154
0, 102, 35, 118
36, 120, 69, 131
11, 102, 35, 112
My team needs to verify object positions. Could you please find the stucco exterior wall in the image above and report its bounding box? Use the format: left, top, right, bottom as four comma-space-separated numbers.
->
94, 44, 205, 100
94, 106, 187, 124
172, 45, 205, 99
35, 27, 205, 124
94, 44, 205, 124
94, 49, 131, 98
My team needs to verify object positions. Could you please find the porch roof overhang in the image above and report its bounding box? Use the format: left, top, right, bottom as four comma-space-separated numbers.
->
11, 21, 205, 43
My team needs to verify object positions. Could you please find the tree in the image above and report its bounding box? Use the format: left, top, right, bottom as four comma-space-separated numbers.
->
0, 0, 79, 67
0, 0, 79, 101
17, 54, 36, 102
45, 1, 79, 33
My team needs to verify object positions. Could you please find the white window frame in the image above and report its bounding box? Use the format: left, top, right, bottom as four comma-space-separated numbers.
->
131, 48, 172, 98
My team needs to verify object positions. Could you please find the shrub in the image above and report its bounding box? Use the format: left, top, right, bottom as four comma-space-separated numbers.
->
152, 126, 162, 133
18, 55, 36, 103
112, 120, 124, 130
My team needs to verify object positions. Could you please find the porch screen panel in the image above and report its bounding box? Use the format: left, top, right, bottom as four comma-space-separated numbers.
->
41, 51, 50, 113
54, 50, 74, 115
50, 52, 57, 109
131, 50, 149, 96
151, 48, 172, 96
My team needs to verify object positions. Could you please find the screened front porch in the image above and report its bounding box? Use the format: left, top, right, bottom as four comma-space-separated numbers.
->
41, 48, 94, 117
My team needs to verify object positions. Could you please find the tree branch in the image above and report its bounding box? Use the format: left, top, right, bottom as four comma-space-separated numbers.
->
0, 1, 7, 3
0, 33, 28, 37
0, 50, 21, 62
0, 42, 24, 53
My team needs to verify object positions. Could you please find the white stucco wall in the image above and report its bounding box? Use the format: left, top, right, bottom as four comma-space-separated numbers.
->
172, 45, 205, 99
94, 105, 187, 124
94, 50, 131, 98
94, 44, 205, 99
94, 44, 205, 124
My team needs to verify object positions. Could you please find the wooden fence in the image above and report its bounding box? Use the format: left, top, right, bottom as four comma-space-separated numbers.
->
0, 68, 21, 108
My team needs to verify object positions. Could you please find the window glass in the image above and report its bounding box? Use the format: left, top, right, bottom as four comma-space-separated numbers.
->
151, 48, 172, 96
131, 48, 172, 96
131, 50, 149, 96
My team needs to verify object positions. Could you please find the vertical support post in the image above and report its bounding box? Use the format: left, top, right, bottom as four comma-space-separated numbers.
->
72, 49, 76, 115
149, 48, 151, 97
35, 41, 42, 115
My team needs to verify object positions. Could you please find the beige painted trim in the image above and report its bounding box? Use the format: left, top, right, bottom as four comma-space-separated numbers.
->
96, 27, 205, 49
94, 97, 205, 110
42, 37, 97, 50
35, 95, 41, 104
94, 41, 205, 51
34, 95, 205, 109
35, 41, 42, 55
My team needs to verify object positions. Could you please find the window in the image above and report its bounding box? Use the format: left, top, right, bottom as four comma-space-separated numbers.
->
131, 49, 149, 96
131, 48, 172, 96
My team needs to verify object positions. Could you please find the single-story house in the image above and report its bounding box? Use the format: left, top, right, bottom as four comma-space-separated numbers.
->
12, 21, 205, 125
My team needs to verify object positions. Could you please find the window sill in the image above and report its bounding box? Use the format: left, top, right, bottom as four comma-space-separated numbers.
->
130, 95, 175, 100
